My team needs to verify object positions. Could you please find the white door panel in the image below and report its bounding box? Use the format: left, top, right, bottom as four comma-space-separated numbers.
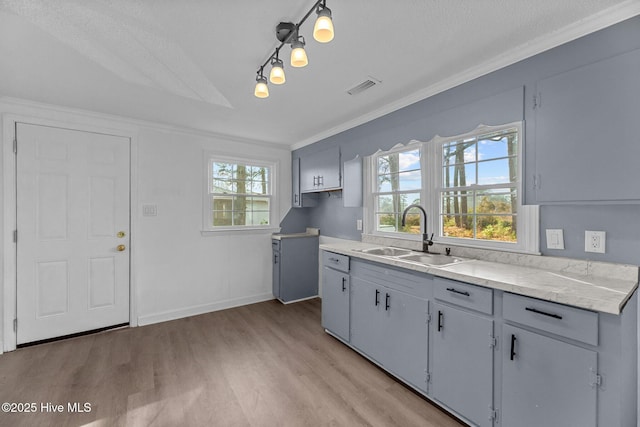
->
16, 123, 130, 344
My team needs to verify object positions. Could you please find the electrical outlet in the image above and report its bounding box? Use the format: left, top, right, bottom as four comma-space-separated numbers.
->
585, 230, 606, 254
356, 219, 363, 231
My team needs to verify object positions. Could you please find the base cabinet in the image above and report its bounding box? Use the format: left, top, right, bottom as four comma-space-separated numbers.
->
321, 266, 350, 342
502, 324, 597, 427
351, 276, 428, 392
431, 303, 494, 427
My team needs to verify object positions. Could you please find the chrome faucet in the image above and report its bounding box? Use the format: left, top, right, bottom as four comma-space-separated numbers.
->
401, 204, 434, 253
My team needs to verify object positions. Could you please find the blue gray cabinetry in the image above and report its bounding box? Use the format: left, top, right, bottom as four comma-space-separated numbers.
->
533, 48, 640, 203
321, 252, 350, 342
431, 278, 494, 427
350, 260, 429, 392
300, 146, 341, 193
320, 249, 638, 427
272, 234, 318, 303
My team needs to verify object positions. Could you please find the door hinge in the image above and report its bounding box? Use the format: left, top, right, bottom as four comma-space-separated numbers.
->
426, 372, 431, 383
589, 369, 602, 388
13, 138, 17, 154
489, 407, 498, 422
13, 230, 17, 243
489, 335, 497, 349
13, 318, 17, 332
426, 313, 431, 324
533, 93, 541, 110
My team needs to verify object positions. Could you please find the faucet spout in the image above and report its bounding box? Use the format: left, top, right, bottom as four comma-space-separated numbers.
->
401, 204, 433, 252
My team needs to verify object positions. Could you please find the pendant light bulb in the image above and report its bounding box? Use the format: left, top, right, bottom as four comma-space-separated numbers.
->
290, 36, 308, 68
254, 73, 269, 98
313, 6, 334, 43
269, 58, 286, 85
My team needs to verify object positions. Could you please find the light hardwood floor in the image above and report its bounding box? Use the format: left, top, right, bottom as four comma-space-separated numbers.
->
0, 298, 465, 427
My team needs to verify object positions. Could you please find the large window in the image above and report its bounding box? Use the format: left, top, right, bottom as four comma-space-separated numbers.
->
367, 123, 538, 252
204, 157, 274, 231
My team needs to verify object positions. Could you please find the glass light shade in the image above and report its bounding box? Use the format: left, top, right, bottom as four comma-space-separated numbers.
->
290, 43, 308, 68
313, 8, 334, 43
269, 61, 286, 84
254, 77, 269, 98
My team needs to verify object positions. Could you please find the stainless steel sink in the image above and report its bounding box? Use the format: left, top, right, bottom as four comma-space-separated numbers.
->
397, 253, 467, 266
360, 247, 412, 257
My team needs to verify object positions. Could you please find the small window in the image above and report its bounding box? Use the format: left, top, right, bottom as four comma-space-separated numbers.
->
372, 146, 422, 234
204, 157, 274, 231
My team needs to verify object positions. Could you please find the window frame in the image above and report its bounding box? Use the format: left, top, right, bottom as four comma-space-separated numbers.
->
202, 153, 278, 233
365, 122, 539, 253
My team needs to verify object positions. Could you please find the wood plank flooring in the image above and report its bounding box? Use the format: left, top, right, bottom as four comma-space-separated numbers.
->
0, 298, 465, 427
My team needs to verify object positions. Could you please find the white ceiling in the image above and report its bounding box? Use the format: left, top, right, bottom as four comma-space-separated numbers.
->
1, 1, 639, 148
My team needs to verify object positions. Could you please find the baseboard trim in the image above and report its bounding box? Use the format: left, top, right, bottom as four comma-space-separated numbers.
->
137, 293, 275, 326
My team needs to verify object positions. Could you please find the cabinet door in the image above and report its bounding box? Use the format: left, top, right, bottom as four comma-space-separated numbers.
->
321, 267, 350, 342
300, 155, 320, 193
502, 325, 597, 427
272, 250, 280, 298
431, 303, 493, 427
350, 277, 385, 364
383, 288, 429, 392
292, 157, 302, 208
534, 48, 640, 203
315, 146, 341, 190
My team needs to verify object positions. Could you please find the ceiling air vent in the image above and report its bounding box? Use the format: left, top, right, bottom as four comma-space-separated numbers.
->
347, 76, 381, 96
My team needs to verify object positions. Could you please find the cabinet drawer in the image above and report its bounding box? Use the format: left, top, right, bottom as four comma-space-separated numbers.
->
271, 239, 281, 251
503, 293, 598, 346
434, 277, 493, 315
322, 251, 350, 273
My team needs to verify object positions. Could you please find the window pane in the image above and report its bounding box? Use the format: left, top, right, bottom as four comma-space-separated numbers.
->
476, 191, 515, 215
398, 193, 421, 212
477, 215, 516, 242
213, 162, 234, 179
441, 191, 473, 216
378, 173, 393, 192
212, 178, 235, 193
398, 149, 421, 172
443, 142, 475, 165
250, 180, 269, 194
376, 213, 399, 232
441, 215, 473, 239
477, 158, 514, 185
376, 195, 396, 213
402, 213, 422, 234
443, 164, 476, 187
212, 211, 232, 226
478, 136, 509, 160
398, 170, 421, 190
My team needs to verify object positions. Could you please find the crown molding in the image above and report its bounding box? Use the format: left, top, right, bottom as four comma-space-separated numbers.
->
290, 1, 640, 151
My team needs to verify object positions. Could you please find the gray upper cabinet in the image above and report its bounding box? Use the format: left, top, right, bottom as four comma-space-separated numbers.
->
533, 48, 640, 203
292, 157, 302, 208
300, 146, 341, 193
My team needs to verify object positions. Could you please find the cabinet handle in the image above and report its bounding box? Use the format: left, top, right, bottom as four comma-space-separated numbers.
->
313, 176, 318, 186
341, 277, 346, 292
385, 293, 390, 311
437, 310, 443, 331
375, 289, 380, 306
274, 254, 278, 264
294, 194, 298, 204
525, 307, 563, 320
328, 257, 340, 263
510, 334, 517, 360
446, 287, 470, 297
319, 175, 324, 186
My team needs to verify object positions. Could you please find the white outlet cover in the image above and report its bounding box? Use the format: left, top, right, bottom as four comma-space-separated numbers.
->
585, 230, 606, 254
545, 229, 564, 250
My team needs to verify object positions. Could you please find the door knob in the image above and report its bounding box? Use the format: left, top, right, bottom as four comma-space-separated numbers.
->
117, 231, 126, 238
117, 244, 126, 252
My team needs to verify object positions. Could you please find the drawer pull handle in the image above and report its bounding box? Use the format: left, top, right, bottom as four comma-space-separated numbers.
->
525, 307, 563, 320
329, 257, 340, 263
437, 310, 444, 331
446, 287, 470, 297
341, 277, 346, 292
385, 293, 390, 311
375, 289, 380, 306
510, 334, 517, 360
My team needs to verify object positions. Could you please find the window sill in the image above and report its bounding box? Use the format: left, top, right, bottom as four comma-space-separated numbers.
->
201, 226, 281, 237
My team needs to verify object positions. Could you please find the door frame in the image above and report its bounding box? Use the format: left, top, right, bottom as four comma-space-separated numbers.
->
2, 114, 139, 352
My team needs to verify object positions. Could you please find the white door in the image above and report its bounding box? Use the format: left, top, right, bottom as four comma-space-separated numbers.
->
16, 123, 130, 345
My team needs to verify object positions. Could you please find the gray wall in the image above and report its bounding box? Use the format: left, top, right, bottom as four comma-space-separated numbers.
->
282, 15, 640, 265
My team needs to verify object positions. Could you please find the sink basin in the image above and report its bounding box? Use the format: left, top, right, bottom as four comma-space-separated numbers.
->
360, 247, 412, 257
398, 253, 467, 266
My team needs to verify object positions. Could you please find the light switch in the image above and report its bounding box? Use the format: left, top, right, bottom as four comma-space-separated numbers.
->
546, 229, 564, 250
142, 204, 158, 217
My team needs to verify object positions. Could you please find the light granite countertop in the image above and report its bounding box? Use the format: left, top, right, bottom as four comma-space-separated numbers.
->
272, 228, 320, 240
320, 241, 639, 315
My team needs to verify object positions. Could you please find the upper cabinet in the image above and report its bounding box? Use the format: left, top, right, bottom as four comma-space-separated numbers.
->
532, 48, 640, 204
300, 146, 341, 193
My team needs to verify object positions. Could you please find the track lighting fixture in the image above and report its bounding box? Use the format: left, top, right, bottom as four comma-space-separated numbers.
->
254, 0, 334, 98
